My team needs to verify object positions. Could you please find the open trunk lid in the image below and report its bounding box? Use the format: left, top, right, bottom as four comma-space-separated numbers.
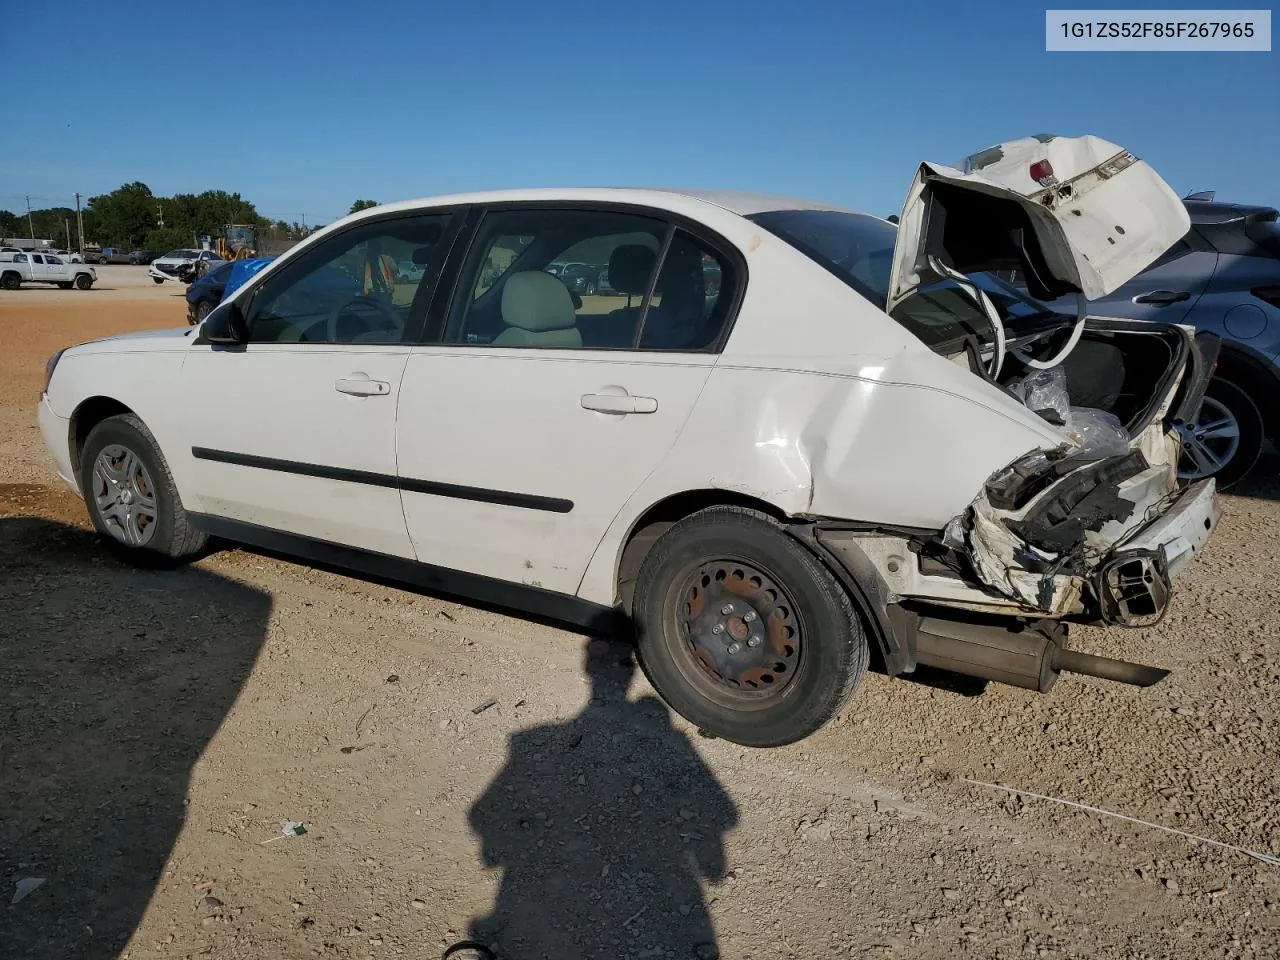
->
888, 134, 1191, 313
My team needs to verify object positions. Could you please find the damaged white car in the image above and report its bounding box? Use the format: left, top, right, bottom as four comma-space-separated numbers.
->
38, 135, 1220, 746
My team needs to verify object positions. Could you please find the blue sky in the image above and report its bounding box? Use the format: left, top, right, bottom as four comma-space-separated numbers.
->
2, 0, 1276, 224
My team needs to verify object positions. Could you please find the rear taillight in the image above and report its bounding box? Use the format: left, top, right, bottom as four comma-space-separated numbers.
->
1251, 284, 1280, 308
1029, 160, 1055, 185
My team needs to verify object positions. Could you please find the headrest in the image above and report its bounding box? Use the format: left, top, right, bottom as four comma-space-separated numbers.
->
608, 244, 656, 296
501, 271, 578, 332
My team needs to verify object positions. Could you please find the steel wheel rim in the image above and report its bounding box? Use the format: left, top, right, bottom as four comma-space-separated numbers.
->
91, 444, 159, 546
1177, 395, 1241, 481
664, 557, 804, 709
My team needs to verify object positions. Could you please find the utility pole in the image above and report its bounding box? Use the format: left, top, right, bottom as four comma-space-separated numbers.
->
157, 203, 164, 228
65, 218, 72, 249
75, 192, 84, 254
25, 196, 35, 239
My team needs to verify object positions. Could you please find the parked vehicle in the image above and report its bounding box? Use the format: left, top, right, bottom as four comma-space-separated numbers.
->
2, 252, 96, 290
92, 247, 133, 265
149, 249, 225, 284
130, 250, 159, 265
997, 196, 1280, 487
185, 261, 235, 324
38, 135, 1220, 748
557, 262, 604, 295
185, 257, 275, 324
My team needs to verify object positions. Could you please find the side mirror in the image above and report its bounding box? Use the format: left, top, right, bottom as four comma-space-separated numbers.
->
201, 300, 249, 344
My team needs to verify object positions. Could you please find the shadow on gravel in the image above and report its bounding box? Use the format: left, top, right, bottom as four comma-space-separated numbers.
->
1226, 445, 1280, 503
0, 517, 270, 959
463, 638, 738, 960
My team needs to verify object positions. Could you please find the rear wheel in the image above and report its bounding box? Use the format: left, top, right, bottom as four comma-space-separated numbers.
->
98, 256, 108, 265
633, 506, 868, 747
80, 413, 207, 563
74, 273, 93, 290
1177, 377, 1263, 489
194, 299, 214, 324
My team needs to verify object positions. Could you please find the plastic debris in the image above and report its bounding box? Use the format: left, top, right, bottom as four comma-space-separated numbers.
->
1062, 407, 1131, 460
12, 877, 45, 905
471, 699, 498, 715
261, 821, 308, 844
1010, 366, 1070, 424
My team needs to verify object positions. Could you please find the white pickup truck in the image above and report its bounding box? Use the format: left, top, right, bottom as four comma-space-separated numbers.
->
0, 252, 97, 290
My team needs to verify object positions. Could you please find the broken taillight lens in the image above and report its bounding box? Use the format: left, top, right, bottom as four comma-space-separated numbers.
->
1029, 160, 1055, 184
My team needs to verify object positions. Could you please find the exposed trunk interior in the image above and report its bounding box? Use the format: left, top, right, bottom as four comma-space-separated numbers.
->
996, 322, 1186, 436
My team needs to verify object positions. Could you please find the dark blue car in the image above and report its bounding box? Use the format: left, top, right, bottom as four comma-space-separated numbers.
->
186, 262, 234, 325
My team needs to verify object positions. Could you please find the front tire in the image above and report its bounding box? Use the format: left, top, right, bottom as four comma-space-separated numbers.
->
0, 271, 19, 290
1177, 377, 1263, 489
74, 274, 93, 290
152, 276, 164, 284
633, 506, 868, 747
80, 413, 208, 563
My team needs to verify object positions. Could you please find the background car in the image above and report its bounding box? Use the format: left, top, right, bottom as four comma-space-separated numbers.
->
149, 248, 225, 284
556, 262, 604, 295
185, 261, 235, 324
998, 195, 1280, 487
92, 248, 133, 265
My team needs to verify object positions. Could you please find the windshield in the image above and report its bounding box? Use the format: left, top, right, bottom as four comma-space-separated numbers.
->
164, 249, 200, 259
749, 208, 1065, 350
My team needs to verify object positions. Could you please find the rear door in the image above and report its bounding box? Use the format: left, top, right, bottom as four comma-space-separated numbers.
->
396, 204, 741, 594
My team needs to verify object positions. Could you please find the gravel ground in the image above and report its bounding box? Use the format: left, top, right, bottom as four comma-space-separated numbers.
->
1, 283, 1277, 960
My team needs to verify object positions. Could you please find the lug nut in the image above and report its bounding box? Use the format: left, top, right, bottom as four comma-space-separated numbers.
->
727, 643, 741, 654
721, 604, 734, 615
747, 636, 762, 648
743, 610, 757, 622
711, 624, 725, 635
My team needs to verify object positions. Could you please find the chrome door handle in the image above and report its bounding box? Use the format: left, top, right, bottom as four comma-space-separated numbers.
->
335, 374, 391, 397
580, 393, 658, 415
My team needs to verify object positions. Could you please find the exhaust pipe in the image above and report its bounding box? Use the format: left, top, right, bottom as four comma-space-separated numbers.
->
912, 617, 1169, 693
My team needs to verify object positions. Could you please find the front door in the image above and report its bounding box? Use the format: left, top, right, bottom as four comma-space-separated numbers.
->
397, 205, 740, 595
180, 210, 459, 557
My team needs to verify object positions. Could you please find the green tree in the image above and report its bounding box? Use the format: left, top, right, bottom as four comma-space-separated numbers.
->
0, 210, 24, 237
349, 200, 378, 214
86, 181, 158, 247
885, 215, 900, 224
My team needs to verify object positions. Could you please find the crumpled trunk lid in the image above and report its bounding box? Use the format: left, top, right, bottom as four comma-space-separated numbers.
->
888, 134, 1191, 313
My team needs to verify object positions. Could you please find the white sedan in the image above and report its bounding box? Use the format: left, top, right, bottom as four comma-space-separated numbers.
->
38, 135, 1221, 746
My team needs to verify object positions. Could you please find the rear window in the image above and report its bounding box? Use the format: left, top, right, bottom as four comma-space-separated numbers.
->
750, 208, 1063, 351
749, 209, 895, 308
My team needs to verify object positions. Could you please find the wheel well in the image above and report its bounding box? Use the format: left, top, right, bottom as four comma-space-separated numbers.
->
1214, 345, 1280, 440
70, 397, 135, 475
614, 490, 788, 615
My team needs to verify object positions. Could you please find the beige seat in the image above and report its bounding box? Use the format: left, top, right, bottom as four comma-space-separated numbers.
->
492, 271, 582, 348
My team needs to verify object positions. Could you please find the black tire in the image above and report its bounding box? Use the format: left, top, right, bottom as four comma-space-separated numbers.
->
57, 281, 73, 290
152, 276, 164, 284
0, 271, 19, 290
194, 299, 213, 324
74, 273, 93, 290
98, 256, 107, 265
1179, 377, 1263, 489
80, 413, 208, 564
632, 506, 868, 747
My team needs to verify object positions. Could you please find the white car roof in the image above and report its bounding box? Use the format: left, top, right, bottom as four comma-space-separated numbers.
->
341, 187, 866, 222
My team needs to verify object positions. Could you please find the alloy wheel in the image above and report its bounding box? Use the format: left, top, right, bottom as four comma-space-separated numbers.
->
1177, 395, 1241, 481
91, 444, 159, 546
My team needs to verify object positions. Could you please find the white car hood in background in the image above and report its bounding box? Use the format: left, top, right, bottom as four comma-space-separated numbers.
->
887, 134, 1191, 313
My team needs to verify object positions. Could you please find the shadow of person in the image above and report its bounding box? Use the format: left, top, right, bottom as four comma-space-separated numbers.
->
464, 638, 739, 960
0, 517, 271, 959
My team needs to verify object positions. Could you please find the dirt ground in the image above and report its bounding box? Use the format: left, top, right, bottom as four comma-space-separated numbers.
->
1, 270, 1277, 960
